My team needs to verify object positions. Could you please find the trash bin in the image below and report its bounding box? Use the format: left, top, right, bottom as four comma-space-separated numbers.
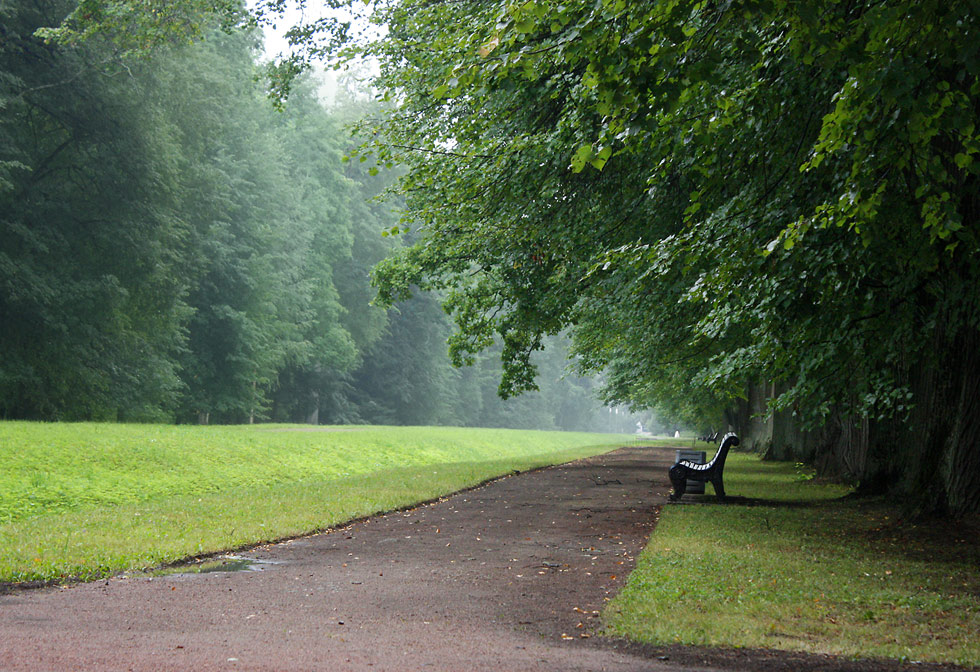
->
674, 449, 707, 494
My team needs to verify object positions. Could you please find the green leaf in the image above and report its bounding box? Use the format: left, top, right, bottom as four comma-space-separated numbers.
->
570, 143, 594, 173
590, 146, 613, 171
516, 18, 536, 33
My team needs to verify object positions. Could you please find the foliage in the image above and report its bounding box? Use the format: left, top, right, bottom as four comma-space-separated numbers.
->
34, 0, 245, 55
354, 0, 980, 415
605, 455, 980, 666
1, 0, 190, 420
0, 420, 624, 582
0, 0, 620, 431
220, 0, 980, 512
29, 1, 980, 513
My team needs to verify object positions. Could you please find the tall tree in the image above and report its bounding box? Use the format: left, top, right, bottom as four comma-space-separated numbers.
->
357, 0, 980, 513
147, 0, 979, 513
146, 29, 307, 423
0, 0, 190, 420
1, 3, 377, 424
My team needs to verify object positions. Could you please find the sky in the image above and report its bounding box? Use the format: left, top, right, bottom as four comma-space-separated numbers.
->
254, 1, 379, 59
256, 2, 323, 61
253, 1, 378, 103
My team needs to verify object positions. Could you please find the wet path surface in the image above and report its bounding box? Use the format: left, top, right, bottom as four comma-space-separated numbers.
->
1, 445, 680, 672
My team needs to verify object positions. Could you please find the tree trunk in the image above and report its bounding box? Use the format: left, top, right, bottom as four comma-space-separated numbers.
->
938, 327, 980, 515
864, 322, 980, 516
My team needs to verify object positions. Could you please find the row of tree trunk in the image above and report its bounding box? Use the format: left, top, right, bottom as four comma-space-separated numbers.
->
732, 328, 980, 516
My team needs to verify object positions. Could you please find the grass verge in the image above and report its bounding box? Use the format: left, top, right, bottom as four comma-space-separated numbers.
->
604, 451, 980, 667
0, 421, 626, 584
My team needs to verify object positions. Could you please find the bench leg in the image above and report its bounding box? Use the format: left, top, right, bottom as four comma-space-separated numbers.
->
712, 476, 726, 502
669, 465, 687, 501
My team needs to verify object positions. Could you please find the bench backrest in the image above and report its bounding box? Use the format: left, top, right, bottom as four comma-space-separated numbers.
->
705, 432, 740, 471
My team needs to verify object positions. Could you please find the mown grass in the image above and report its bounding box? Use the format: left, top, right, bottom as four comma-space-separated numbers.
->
604, 451, 980, 666
0, 421, 626, 583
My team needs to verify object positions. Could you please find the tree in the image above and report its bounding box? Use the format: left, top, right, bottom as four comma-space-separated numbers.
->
1, 3, 375, 424
353, 0, 979, 514
41, 1, 980, 513
0, 0, 190, 420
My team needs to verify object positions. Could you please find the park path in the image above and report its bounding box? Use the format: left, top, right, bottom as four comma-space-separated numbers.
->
1, 444, 937, 672
1, 444, 684, 672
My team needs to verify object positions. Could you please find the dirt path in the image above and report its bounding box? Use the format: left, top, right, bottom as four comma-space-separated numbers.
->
0, 445, 961, 672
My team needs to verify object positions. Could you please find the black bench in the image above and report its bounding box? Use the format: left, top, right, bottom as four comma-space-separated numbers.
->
669, 432, 739, 501
697, 430, 720, 443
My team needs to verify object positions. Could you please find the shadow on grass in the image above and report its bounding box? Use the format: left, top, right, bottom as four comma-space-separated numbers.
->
672, 490, 980, 574
668, 494, 823, 509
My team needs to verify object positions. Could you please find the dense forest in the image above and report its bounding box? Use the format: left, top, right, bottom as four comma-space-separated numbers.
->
0, 0, 633, 432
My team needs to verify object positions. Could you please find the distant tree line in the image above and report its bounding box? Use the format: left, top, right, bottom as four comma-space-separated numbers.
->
0, 0, 618, 431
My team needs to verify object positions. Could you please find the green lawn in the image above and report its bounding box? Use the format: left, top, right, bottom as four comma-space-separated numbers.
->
0, 421, 625, 583
604, 452, 980, 666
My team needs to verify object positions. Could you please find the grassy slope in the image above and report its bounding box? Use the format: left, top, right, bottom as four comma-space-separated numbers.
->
604, 452, 980, 666
0, 422, 625, 583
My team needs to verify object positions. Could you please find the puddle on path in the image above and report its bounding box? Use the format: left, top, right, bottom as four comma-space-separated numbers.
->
145, 555, 281, 578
